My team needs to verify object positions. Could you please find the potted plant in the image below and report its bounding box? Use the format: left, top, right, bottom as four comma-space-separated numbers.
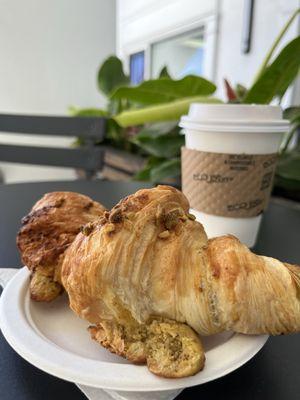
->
72, 8, 300, 199
71, 57, 220, 184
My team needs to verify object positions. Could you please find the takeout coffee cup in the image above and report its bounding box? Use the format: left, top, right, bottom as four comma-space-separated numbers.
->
179, 104, 289, 247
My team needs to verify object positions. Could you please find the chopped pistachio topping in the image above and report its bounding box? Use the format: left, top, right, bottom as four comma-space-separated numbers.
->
164, 208, 182, 230
106, 223, 115, 233
158, 230, 170, 239
81, 222, 94, 236
109, 208, 123, 223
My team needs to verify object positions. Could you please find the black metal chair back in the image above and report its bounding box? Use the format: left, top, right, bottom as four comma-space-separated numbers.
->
0, 114, 106, 179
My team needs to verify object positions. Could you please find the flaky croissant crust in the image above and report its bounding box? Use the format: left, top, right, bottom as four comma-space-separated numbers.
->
61, 185, 300, 337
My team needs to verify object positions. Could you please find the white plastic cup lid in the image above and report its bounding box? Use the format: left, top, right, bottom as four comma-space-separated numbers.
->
179, 104, 290, 133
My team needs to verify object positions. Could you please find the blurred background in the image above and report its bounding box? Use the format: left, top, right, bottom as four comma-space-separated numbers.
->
0, 0, 299, 184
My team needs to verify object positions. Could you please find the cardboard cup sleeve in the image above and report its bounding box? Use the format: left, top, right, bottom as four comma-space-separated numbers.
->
181, 147, 278, 218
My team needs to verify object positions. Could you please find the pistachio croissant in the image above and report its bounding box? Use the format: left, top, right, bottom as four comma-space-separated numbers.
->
61, 185, 300, 377
17, 191, 106, 301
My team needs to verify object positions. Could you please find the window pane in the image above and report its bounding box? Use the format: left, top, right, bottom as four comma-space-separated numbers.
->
151, 28, 205, 79
130, 51, 145, 85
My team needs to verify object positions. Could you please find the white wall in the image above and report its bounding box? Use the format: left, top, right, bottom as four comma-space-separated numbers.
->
215, 0, 299, 102
0, 0, 115, 183
117, 0, 299, 102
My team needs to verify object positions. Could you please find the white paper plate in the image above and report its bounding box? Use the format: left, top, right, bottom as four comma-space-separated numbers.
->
0, 267, 268, 392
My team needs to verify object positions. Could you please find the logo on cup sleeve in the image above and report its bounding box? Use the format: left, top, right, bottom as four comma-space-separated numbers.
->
193, 173, 233, 184
227, 198, 263, 212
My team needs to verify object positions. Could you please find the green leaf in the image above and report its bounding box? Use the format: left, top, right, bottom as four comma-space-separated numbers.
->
277, 150, 300, 182
114, 95, 222, 127
235, 83, 248, 101
136, 121, 179, 139
72, 137, 85, 147
244, 36, 300, 104
69, 107, 108, 117
274, 175, 300, 191
97, 56, 130, 96
280, 107, 300, 153
159, 66, 171, 79
275, 148, 300, 192
283, 106, 300, 123
106, 118, 124, 143
134, 156, 164, 181
274, 152, 300, 191
150, 158, 181, 183
280, 124, 299, 154
132, 133, 184, 158
111, 75, 216, 104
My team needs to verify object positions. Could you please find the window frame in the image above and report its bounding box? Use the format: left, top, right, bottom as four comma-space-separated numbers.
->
123, 14, 218, 82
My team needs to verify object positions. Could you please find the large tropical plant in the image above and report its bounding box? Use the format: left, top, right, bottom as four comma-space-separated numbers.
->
71, 59, 221, 182
72, 8, 300, 190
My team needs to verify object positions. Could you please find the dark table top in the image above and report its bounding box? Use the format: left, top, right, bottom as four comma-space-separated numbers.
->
0, 180, 300, 400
